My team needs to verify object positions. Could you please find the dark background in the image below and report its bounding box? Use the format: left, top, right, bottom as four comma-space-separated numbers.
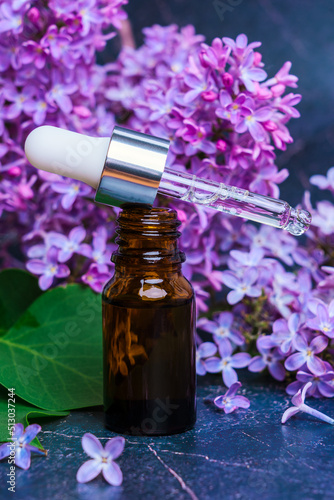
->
117, 0, 334, 206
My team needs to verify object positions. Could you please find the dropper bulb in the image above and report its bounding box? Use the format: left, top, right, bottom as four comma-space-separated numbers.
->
25, 126, 110, 189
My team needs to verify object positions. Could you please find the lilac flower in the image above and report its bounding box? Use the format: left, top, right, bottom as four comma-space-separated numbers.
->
238, 50, 267, 92
213, 382, 250, 413
248, 338, 286, 381
21, 41, 48, 69
48, 226, 88, 262
81, 263, 110, 293
235, 106, 273, 142
205, 341, 251, 387
260, 314, 301, 354
0, 3, 26, 35
223, 34, 261, 60
196, 342, 217, 375
51, 179, 91, 210
310, 201, 334, 235
285, 335, 328, 375
181, 120, 216, 155
26, 247, 70, 290
221, 268, 261, 305
282, 382, 334, 425
3, 84, 35, 119
215, 92, 249, 124
76, 433, 125, 486
229, 247, 265, 269
46, 69, 78, 113
264, 61, 298, 89
307, 301, 334, 338
198, 312, 245, 349
183, 71, 216, 104
310, 166, 334, 192
81, 227, 112, 268
0, 424, 46, 470
286, 365, 334, 399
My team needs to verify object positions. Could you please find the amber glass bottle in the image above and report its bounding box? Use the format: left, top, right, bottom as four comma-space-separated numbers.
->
102, 206, 196, 436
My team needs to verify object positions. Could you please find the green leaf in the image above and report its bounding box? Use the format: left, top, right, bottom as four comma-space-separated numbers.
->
0, 385, 68, 449
0, 284, 103, 411
0, 269, 42, 336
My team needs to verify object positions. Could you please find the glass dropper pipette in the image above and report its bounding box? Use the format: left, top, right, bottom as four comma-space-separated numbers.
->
24, 125, 312, 236
159, 167, 311, 235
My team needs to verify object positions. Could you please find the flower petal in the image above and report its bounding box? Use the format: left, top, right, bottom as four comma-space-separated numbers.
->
268, 362, 285, 381
21, 424, 41, 444
76, 459, 102, 483
285, 352, 306, 372
225, 381, 241, 398
248, 356, 266, 373
281, 406, 300, 424
227, 290, 244, 305
104, 437, 125, 460
221, 271, 240, 289
231, 353, 251, 368
39, 274, 54, 290
213, 395, 226, 409
223, 366, 237, 387
102, 461, 123, 486
26, 260, 46, 275
15, 447, 31, 470
307, 356, 326, 376
318, 381, 334, 398
0, 442, 11, 460
310, 335, 328, 354
12, 423, 24, 440
204, 357, 222, 373
198, 342, 217, 358
230, 395, 250, 409
82, 433, 104, 459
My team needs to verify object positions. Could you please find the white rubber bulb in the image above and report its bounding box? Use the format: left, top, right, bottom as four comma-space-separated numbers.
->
24, 126, 110, 189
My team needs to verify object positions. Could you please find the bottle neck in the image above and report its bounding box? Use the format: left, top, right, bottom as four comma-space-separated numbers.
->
112, 205, 185, 275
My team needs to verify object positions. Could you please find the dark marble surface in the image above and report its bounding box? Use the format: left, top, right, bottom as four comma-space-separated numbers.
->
113, 0, 334, 206
1, 375, 334, 500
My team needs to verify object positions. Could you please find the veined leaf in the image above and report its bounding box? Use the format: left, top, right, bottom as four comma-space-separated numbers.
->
0, 269, 42, 336
0, 284, 103, 411
0, 385, 69, 449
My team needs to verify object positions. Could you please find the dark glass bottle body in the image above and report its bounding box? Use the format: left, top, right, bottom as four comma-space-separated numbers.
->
102, 206, 196, 436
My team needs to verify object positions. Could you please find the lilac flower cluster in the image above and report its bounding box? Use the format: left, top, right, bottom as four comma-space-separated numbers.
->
196, 184, 334, 398
0, 0, 127, 289
1, 11, 334, 400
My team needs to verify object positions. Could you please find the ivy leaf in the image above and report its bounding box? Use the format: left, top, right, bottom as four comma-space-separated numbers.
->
0, 269, 42, 336
0, 284, 103, 411
0, 385, 68, 449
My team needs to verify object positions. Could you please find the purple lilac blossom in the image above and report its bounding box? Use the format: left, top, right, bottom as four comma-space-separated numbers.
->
76, 433, 125, 486
213, 382, 250, 413
205, 341, 251, 387
81, 263, 111, 294
248, 337, 286, 381
26, 246, 70, 290
282, 382, 334, 425
196, 342, 217, 375
198, 312, 245, 350
286, 364, 334, 398
221, 268, 262, 305
0, 424, 46, 469
2, 9, 334, 399
285, 335, 328, 376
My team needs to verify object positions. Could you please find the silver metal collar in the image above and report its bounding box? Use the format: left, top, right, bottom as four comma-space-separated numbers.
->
95, 126, 170, 208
